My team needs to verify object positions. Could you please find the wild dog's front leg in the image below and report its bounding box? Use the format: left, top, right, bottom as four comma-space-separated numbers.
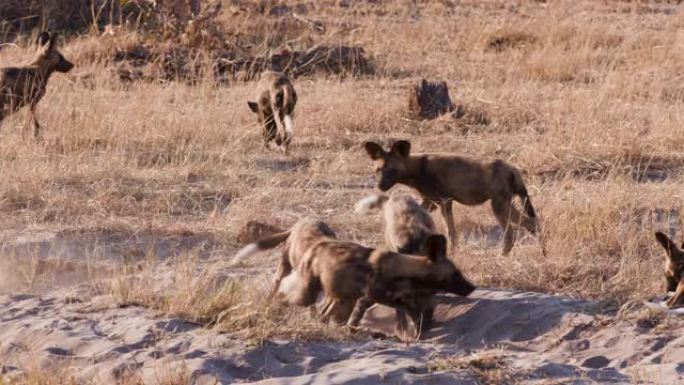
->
666, 279, 684, 308
347, 295, 374, 327
439, 201, 458, 257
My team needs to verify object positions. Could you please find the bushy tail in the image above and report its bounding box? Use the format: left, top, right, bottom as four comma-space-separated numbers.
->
230, 230, 290, 266
354, 194, 389, 214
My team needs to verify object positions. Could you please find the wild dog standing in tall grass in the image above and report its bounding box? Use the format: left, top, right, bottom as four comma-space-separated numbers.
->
363, 139, 542, 256
0, 32, 74, 139
232, 218, 474, 331
654, 232, 684, 308
354, 193, 474, 336
247, 71, 297, 153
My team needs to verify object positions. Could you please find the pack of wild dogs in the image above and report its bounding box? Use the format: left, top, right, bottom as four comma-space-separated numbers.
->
2, 32, 683, 337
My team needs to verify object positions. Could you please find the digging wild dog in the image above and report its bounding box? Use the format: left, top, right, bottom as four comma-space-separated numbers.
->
355, 193, 442, 335
347, 234, 475, 338
654, 232, 684, 308
247, 71, 297, 153
364, 140, 543, 256
0, 32, 74, 139
231, 218, 475, 334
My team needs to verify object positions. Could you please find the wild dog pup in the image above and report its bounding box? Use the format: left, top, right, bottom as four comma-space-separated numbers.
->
231, 218, 336, 296
0, 32, 74, 139
364, 139, 541, 255
232, 218, 475, 331
232, 217, 375, 323
247, 71, 297, 152
654, 232, 684, 308
355, 192, 441, 334
347, 234, 475, 337
355, 193, 437, 255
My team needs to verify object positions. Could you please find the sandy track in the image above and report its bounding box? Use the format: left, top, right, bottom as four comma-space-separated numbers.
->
1, 287, 681, 384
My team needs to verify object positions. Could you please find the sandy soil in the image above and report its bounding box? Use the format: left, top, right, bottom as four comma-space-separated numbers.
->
1, 283, 682, 384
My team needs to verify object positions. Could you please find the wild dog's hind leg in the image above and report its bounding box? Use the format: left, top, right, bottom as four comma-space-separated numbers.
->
666, 279, 684, 308
28, 104, 41, 140
347, 295, 374, 327
439, 201, 458, 257
272, 250, 291, 295
321, 298, 355, 325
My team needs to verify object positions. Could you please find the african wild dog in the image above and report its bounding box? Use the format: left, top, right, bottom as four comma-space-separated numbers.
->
364, 139, 542, 256
0, 32, 74, 139
654, 232, 684, 308
355, 193, 474, 337
231, 218, 475, 333
247, 71, 297, 152
355, 193, 437, 255
346, 233, 475, 338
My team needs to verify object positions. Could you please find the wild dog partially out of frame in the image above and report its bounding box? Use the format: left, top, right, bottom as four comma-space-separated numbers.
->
247, 71, 297, 153
231, 218, 474, 332
363, 140, 542, 256
0, 32, 74, 139
654, 232, 684, 308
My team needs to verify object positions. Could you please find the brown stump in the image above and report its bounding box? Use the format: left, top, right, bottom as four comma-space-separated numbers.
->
407, 79, 455, 120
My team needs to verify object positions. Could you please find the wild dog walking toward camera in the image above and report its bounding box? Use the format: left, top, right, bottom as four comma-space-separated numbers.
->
247, 71, 297, 152
232, 218, 475, 334
0, 32, 74, 139
654, 232, 684, 308
364, 140, 542, 256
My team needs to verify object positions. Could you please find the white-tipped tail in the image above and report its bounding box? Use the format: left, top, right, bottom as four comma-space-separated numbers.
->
354, 194, 387, 214
283, 114, 294, 136
229, 243, 260, 266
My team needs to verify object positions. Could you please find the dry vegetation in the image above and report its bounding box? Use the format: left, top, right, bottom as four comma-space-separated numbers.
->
1, 0, 684, 363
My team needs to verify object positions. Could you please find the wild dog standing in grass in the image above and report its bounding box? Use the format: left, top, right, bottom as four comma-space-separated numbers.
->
363, 139, 543, 256
247, 71, 297, 153
232, 218, 475, 332
0, 32, 74, 139
654, 232, 684, 308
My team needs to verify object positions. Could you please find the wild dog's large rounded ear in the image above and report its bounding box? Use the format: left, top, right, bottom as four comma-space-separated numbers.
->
425, 234, 447, 261
655, 232, 678, 260
37, 32, 50, 46
390, 140, 411, 158
247, 101, 259, 113
364, 141, 384, 160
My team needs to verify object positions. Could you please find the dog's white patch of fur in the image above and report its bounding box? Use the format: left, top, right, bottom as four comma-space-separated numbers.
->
354, 194, 386, 214
283, 114, 294, 136
229, 243, 259, 266
278, 271, 303, 304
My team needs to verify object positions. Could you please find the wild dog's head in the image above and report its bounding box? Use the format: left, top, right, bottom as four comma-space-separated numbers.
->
655, 232, 684, 292
34, 32, 74, 73
364, 140, 412, 192
248, 73, 297, 146
422, 234, 475, 296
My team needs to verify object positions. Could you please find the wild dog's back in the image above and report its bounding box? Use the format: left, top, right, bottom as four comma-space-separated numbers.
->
356, 193, 437, 254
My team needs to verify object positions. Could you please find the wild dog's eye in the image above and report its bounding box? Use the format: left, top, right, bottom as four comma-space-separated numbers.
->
275, 92, 284, 107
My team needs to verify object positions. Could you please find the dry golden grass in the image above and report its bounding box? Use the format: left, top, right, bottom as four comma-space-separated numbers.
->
2, 0, 684, 345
